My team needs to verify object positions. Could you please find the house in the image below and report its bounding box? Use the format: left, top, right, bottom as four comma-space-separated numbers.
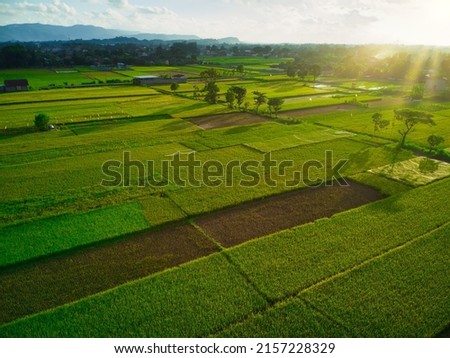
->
133, 74, 187, 86
425, 76, 448, 92
3, 79, 29, 92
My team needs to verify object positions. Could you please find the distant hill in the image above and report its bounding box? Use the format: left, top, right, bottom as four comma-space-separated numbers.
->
0, 23, 239, 44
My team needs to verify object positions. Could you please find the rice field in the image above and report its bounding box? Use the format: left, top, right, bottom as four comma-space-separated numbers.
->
0, 58, 449, 338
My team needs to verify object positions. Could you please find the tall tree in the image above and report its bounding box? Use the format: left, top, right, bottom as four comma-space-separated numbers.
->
268, 98, 284, 117
225, 88, 235, 108
372, 112, 390, 131
229, 86, 247, 109
253, 91, 267, 112
201, 68, 220, 104
309, 64, 322, 81
394, 109, 435, 147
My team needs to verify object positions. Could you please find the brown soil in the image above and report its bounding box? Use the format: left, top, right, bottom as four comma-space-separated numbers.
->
195, 180, 384, 248
0, 224, 218, 325
281, 104, 359, 118
187, 113, 267, 129
0, 181, 384, 325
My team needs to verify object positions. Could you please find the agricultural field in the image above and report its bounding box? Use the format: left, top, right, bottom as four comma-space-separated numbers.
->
0, 55, 449, 339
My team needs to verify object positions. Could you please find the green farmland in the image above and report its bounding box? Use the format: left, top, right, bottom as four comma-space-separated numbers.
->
1, 55, 449, 339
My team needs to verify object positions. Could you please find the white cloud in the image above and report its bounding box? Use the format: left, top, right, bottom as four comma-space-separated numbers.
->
0, 0, 449, 45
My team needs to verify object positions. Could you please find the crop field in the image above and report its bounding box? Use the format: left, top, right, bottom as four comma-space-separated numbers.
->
1, 56, 449, 338
369, 157, 450, 186
0, 68, 128, 88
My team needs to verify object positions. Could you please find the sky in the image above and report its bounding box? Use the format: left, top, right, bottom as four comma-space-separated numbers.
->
0, 0, 449, 45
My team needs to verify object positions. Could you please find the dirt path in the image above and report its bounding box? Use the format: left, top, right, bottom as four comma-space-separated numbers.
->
0, 181, 383, 325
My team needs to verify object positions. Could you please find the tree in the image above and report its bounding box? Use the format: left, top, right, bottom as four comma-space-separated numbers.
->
296, 63, 308, 80
309, 64, 322, 81
253, 91, 267, 112
200, 68, 220, 104
410, 83, 425, 100
394, 109, 435, 147
286, 63, 297, 77
372, 112, 390, 131
236, 64, 244, 73
268, 98, 284, 117
170, 82, 179, 92
225, 88, 235, 108
34, 113, 50, 131
427, 134, 445, 152
230, 86, 247, 109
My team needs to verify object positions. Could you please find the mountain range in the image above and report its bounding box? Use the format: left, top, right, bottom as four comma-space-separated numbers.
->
0, 23, 239, 44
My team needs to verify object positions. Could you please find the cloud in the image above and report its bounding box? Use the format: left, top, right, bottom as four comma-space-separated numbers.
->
107, 0, 129, 8
0, 1, 77, 25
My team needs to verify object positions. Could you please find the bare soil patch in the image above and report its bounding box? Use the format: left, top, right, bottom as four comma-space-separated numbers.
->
187, 113, 267, 129
281, 104, 359, 118
195, 180, 384, 248
0, 181, 383, 324
0, 224, 218, 325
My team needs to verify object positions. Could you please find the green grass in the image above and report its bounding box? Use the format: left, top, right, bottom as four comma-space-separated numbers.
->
301, 223, 450, 337
246, 124, 354, 152
0, 201, 149, 267
369, 157, 450, 187
0, 86, 158, 104
219, 223, 450, 338
138, 195, 186, 225
280, 94, 379, 111
168, 139, 408, 216
0, 68, 96, 88
225, 178, 450, 301
0, 93, 227, 128
0, 117, 199, 161
350, 172, 412, 196
218, 298, 349, 338
2, 179, 448, 337
0, 142, 188, 201
0, 254, 267, 337
309, 106, 450, 148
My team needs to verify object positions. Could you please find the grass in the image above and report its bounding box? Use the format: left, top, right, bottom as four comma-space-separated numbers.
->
225, 178, 450, 301
0, 254, 267, 337
309, 107, 450, 149
0, 93, 227, 128
1, 67, 449, 338
2, 179, 448, 337
301, 223, 450, 337
350, 172, 412, 196
246, 123, 354, 152
168, 138, 368, 215
0, 142, 188, 201
369, 157, 450, 187
0, 86, 159, 104
219, 223, 450, 337
138, 195, 186, 225
0, 201, 149, 267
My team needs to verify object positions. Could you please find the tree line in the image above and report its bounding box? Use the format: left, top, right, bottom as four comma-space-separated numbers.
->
199, 68, 284, 117
2, 41, 450, 84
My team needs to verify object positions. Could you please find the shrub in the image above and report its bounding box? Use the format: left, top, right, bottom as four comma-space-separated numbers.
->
34, 113, 50, 131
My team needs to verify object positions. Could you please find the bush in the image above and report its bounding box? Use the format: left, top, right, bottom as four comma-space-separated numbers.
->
34, 113, 50, 131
